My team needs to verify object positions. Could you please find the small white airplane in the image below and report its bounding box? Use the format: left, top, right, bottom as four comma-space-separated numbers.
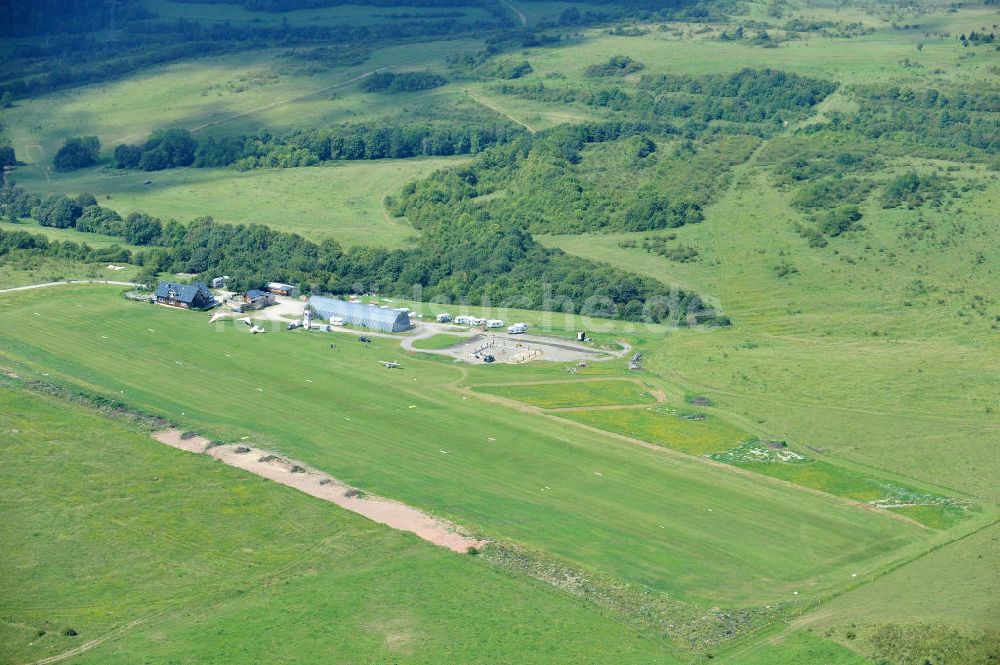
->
251, 325, 266, 334
379, 360, 403, 369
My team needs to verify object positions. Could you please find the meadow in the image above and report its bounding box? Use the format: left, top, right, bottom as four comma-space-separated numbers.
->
542, 164, 1000, 503
558, 405, 752, 456
474, 378, 657, 408
0, 286, 932, 615
2, 39, 481, 172
0, 219, 139, 251
2, 0, 998, 661
409, 332, 467, 349
11, 158, 465, 247
0, 387, 687, 665
0, 258, 140, 290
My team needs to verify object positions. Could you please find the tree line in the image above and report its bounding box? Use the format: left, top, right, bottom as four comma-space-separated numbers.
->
0, 180, 727, 325
108, 122, 524, 172
360, 71, 447, 93
497, 67, 838, 131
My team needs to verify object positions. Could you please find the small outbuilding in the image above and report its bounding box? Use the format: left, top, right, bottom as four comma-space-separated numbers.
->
267, 282, 298, 297
228, 289, 275, 312
155, 281, 215, 309
308, 296, 412, 332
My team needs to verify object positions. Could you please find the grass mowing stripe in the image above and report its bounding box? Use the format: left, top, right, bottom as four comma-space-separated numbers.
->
0, 387, 686, 665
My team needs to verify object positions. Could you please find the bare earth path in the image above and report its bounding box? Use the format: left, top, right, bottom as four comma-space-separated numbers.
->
0, 280, 139, 294
153, 430, 486, 553
464, 90, 536, 133
498, 0, 528, 28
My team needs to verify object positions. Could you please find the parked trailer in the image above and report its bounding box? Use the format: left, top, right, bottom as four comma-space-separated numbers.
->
486, 319, 505, 329
507, 323, 528, 334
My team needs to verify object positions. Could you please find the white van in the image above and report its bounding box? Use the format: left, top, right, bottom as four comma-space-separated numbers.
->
507, 323, 528, 334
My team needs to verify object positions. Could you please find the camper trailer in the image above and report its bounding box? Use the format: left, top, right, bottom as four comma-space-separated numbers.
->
507, 323, 528, 334
486, 319, 505, 329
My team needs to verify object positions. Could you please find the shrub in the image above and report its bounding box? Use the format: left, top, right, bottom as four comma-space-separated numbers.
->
53, 136, 99, 171
35, 194, 83, 228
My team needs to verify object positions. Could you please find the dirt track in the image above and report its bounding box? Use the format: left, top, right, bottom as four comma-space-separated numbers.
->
153, 430, 485, 553
0, 280, 140, 294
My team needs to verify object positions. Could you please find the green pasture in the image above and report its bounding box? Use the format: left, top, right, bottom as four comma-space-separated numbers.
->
12, 159, 466, 247
0, 219, 140, 251
512, 7, 996, 88
712, 442, 975, 529
2, 39, 480, 174
0, 387, 684, 665
715, 629, 870, 665
410, 333, 467, 349
800, 519, 1000, 630
0, 259, 140, 290
475, 379, 657, 408
0, 286, 928, 610
794, 520, 1000, 664
558, 405, 751, 456
544, 158, 1000, 503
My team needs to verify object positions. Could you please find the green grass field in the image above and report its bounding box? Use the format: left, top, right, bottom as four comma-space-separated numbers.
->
0, 286, 930, 613
409, 332, 466, 349
0, 260, 140, 290
0, 219, 140, 251
545, 165, 1000, 504
0, 387, 689, 665
3, 40, 481, 159
793, 520, 1000, 664
558, 406, 751, 456
475, 379, 658, 408
715, 629, 871, 665
2, 1, 998, 660
12, 159, 465, 247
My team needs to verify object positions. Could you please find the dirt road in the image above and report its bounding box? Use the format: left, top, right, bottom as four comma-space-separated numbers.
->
153, 430, 486, 553
0, 280, 140, 294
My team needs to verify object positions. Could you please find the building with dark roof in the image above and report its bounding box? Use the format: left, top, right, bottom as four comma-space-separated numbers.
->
154, 281, 215, 309
308, 296, 412, 332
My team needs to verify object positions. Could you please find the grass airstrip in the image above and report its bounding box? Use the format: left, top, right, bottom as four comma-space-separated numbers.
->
2, 1, 998, 660
0, 387, 685, 665
0, 286, 931, 614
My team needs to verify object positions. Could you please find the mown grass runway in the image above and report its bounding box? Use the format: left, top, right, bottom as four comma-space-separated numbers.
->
0, 387, 688, 665
0, 286, 927, 612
